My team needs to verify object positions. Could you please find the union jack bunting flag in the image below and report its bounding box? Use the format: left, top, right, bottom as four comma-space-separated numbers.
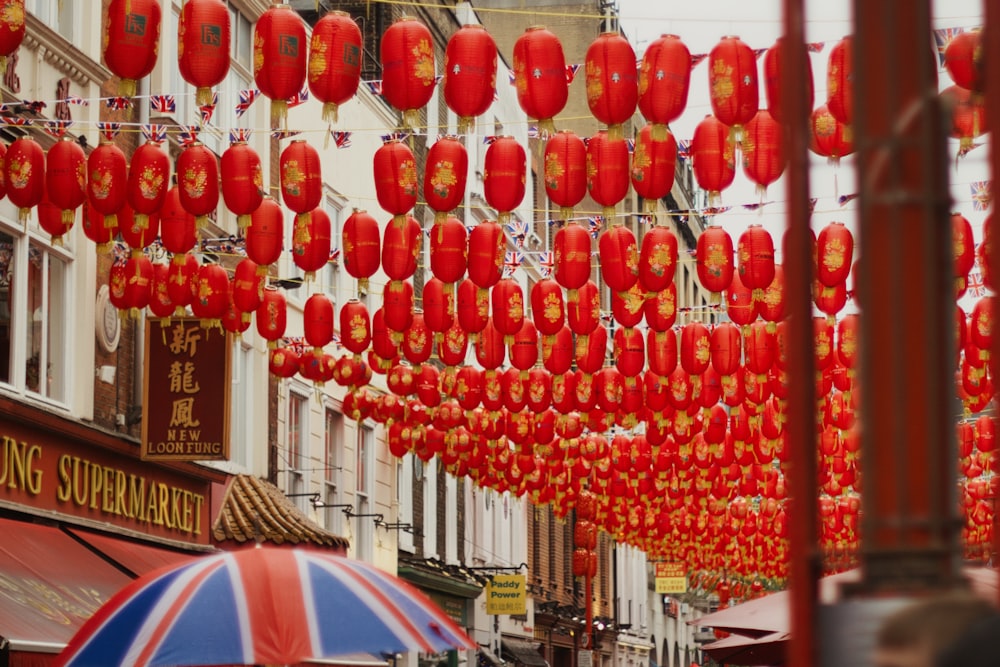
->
967, 270, 987, 298
105, 96, 132, 110
959, 141, 984, 158
97, 121, 122, 140
691, 53, 707, 69
271, 129, 302, 140
287, 87, 309, 108
677, 139, 691, 160
971, 180, 992, 211
742, 202, 772, 211
587, 216, 603, 239
807, 42, 825, 53
0, 116, 32, 126
626, 138, 635, 153
482, 135, 499, 145
20, 99, 46, 114
229, 128, 252, 143
565, 63, 581, 84
808, 198, 818, 212
235, 88, 260, 118
637, 214, 653, 226
753, 48, 767, 60
527, 126, 540, 139
149, 95, 176, 113
503, 250, 524, 278
933, 27, 965, 66
178, 125, 201, 146
538, 251, 555, 278
381, 131, 410, 142
199, 92, 219, 124
63, 95, 89, 106
508, 69, 516, 85
838, 193, 859, 207
434, 75, 443, 86
141, 124, 168, 143
329, 248, 341, 262
701, 206, 731, 216
505, 220, 529, 247
365, 80, 383, 96
41, 119, 72, 137
331, 130, 352, 148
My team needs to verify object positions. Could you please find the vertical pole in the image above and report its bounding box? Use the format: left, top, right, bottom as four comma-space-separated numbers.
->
585, 570, 593, 650
853, 0, 961, 590
781, 0, 819, 665
986, 0, 1000, 601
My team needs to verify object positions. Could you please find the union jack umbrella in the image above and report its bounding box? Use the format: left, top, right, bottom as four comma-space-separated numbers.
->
55, 546, 475, 667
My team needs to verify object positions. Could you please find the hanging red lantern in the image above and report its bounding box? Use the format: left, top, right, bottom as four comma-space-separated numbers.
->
440, 320, 469, 367
220, 141, 263, 230
467, 220, 505, 294
644, 283, 677, 332
221, 280, 252, 335
708, 36, 758, 132
631, 124, 677, 212
159, 186, 197, 257
254, 4, 307, 125
813, 279, 848, 320
476, 318, 506, 370
827, 36, 854, 128
402, 311, 433, 365
576, 325, 607, 375
429, 216, 467, 290
37, 194, 68, 246
342, 208, 380, 291
816, 221, 854, 288
457, 278, 490, 340
512, 26, 568, 135
104, 0, 162, 97
530, 278, 565, 341
4, 136, 43, 224
738, 224, 776, 300
484, 136, 526, 225
586, 130, 630, 221
148, 262, 174, 319
691, 115, 736, 202
942, 85, 988, 153
257, 286, 287, 347
544, 326, 574, 376
232, 258, 262, 321
178, 0, 230, 105
744, 321, 776, 378
176, 142, 219, 228
308, 10, 362, 124
382, 214, 421, 287
680, 322, 711, 376
763, 36, 814, 123
759, 265, 785, 325
611, 284, 645, 331
293, 207, 332, 281
599, 224, 639, 295
303, 293, 334, 353
510, 320, 539, 373
711, 322, 742, 377
423, 277, 454, 342
742, 110, 785, 196
492, 278, 525, 345
944, 29, 982, 91
554, 222, 593, 300
121, 255, 155, 317
374, 139, 418, 225
45, 136, 86, 232
245, 196, 284, 273
339, 299, 371, 358
87, 140, 128, 229
614, 326, 645, 379
952, 212, 976, 284
167, 252, 198, 314
809, 104, 855, 164
444, 24, 497, 133
424, 137, 468, 225
638, 225, 678, 295
585, 31, 637, 139
371, 308, 398, 367
191, 263, 229, 325
697, 225, 735, 295
380, 16, 436, 129
814, 316, 835, 370
281, 139, 322, 227
970, 296, 993, 351
127, 140, 170, 231
544, 130, 587, 220
567, 280, 600, 338
118, 202, 160, 254
0, 0, 25, 72
726, 271, 758, 328
637, 34, 690, 137
836, 313, 860, 373
383, 279, 415, 342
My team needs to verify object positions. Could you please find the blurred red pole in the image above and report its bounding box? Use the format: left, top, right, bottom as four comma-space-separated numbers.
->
782, 0, 819, 665
985, 0, 1000, 597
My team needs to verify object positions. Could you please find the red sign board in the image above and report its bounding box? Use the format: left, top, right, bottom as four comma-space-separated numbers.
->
142, 318, 231, 461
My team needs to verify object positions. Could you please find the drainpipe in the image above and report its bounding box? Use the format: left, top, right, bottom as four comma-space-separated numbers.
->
132, 76, 149, 426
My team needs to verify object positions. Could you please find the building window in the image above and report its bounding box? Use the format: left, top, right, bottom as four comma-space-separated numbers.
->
228, 338, 253, 469
355, 424, 374, 561
26, 0, 75, 45
323, 194, 343, 300
286, 390, 309, 508
323, 407, 344, 533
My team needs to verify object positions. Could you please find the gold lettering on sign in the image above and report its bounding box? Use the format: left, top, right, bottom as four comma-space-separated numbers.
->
0, 436, 43, 494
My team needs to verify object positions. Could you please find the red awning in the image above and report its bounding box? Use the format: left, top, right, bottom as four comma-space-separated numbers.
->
65, 527, 202, 576
0, 517, 132, 654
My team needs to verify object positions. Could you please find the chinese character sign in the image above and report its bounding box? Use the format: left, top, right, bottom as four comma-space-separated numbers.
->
142, 318, 230, 461
654, 562, 688, 594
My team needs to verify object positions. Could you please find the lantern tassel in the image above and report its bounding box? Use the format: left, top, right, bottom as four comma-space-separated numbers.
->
651, 123, 667, 142
602, 206, 615, 223
18, 207, 29, 228
538, 118, 556, 138
196, 214, 208, 229
118, 78, 137, 98
237, 213, 251, 230
103, 213, 118, 230
50, 235, 64, 248
644, 199, 659, 214
322, 102, 339, 125
402, 109, 420, 130
271, 99, 288, 127
196, 87, 214, 107
434, 210, 448, 227
560, 206, 574, 221
135, 213, 149, 231
608, 123, 624, 141
458, 116, 473, 135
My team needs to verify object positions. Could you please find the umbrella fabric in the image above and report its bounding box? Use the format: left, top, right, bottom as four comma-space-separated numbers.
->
55, 547, 476, 667
701, 631, 789, 666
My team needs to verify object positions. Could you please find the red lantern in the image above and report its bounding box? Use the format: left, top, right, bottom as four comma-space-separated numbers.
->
585, 31, 637, 139
708, 36, 758, 132
631, 124, 677, 212
178, 0, 230, 105
554, 223, 593, 299
943, 85, 988, 153
484, 136, 526, 225
340, 299, 371, 357
402, 311, 433, 365
759, 265, 786, 324
637, 34, 690, 136
680, 322, 711, 376
423, 277, 453, 340
281, 140, 322, 227
148, 262, 174, 319
644, 283, 677, 332
303, 293, 334, 352
816, 221, 854, 288
118, 202, 160, 254
576, 325, 607, 375
380, 16, 436, 128
763, 37, 814, 123
476, 319, 506, 370
4, 136, 43, 223
944, 30, 982, 91
191, 263, 229, 325
611, 284, 645, 330
127, 141, 170, 230
308, 10, 362, 124
382, 214, 421, 285
468, 220, 505, 293
424, 137, 468, 224
383, 280, 415, 341
220, 141, 263, 230
837, 313, 860, 372
36, 193, 68, 246
691, 115, 736, 202
827, 36, 854, 128
104, 0, 161, 97
257, 286, 287, 347
696, 225, 735, 295
371, 308, 399, 365
512, 26, 568, 134
457, 278, 490, 340
45, 136, 86, 232
440, 320, 470, 367
430, 215, 468, 287
544, 130, 587, 220
599, 224, 639, 295
737, 224, 776, 299
586, 130, 630, 221
232, 258, 262, 320
530, 278, 565, 340
544, 326, 574, 376
0, 0, 25, 72
742, 110, 785, 196
567, 280, 600, 338
726, 271, 758, 327
245, 196, 284, 272
176, 142, 219, 228
614, 327, 645, 379
159, 187, 197, 257
167, 252, 198, 314
121, 255, 155, 316
638, 225, 677, 294
87, 141, 128, 229
814, 316, 835, 370
444, 24, 497, 132
342, 208, 380, 291
744, 321, 776, 377
809, 104, 855, 164
253, 4, 307, 124
711, 322, 742, 377
510, 320, 539, 372
292, 207, 332, 281
970, 296, 993, 351
374, 139, 418, 224
492, 278, 525, 345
